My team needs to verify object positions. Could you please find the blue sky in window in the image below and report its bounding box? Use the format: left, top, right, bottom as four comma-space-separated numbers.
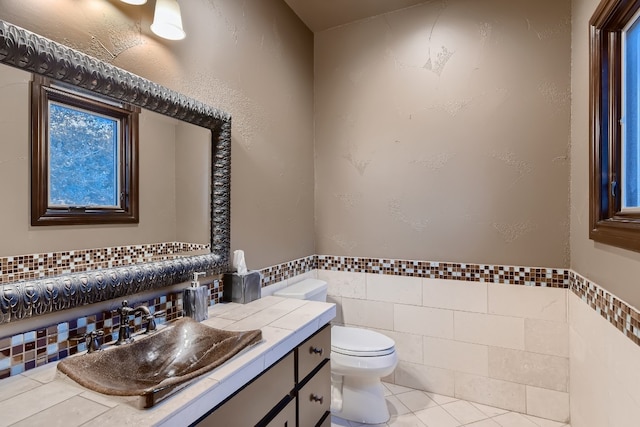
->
624, 16, 640, 208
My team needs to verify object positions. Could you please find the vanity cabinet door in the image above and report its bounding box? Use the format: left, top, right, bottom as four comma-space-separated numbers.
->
297, 361, 330, 427
265, 397, 296, 427
198, 352, 294, 427
297, 326, 330, 382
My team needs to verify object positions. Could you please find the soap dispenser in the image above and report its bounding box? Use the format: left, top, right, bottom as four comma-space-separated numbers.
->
183, 272, 209, 322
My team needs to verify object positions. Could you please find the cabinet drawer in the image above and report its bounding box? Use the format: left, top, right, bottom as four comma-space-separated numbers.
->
298, 361, 330, 427
199, 353, 294, 426
264, 397, 296, 427
298, 325, 330, 382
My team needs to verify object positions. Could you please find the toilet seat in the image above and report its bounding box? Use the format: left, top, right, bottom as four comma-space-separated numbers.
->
331, 326, 395, 357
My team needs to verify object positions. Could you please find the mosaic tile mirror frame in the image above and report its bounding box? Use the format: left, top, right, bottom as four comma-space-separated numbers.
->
0, 19, 232, 324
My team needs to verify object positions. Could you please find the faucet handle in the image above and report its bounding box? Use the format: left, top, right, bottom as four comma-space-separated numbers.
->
71, 330, 104, 353
142, 310, 166, 333
112, 300, 133, 317
87, 330, 104, 353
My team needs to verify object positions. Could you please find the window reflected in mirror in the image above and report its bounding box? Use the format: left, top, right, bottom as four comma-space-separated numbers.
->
31, 75, 140, 225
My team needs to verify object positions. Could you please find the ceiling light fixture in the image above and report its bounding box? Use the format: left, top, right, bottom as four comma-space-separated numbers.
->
150, 0, 186, 40
119, 0, 147, 5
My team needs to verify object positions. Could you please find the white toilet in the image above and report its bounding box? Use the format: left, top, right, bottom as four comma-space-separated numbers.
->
274, 279, 398, 424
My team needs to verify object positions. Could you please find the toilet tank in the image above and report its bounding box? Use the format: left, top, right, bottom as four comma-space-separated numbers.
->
273, 279, 328, 302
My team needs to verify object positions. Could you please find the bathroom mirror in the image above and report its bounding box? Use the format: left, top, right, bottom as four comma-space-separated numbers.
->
0, 20, 231, 324
0, 64, 212, 256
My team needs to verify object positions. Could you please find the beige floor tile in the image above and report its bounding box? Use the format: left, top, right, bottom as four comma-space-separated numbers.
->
441, 400, 488, 424
414, 406, 462, 427
385, 382, 417, 395
424, 392, 458, 405
334, 383, 570, 427
523, 414, 566, 427
382, 382, 393, 396
493, 412, 539, 427
464, 419, 502, 427
396, 390, 438, 412
387, 413, 428, 427
387, 395, 413, 417
469, 402, 509, 417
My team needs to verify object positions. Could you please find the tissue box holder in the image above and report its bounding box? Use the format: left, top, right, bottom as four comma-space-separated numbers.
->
223, 271, 261, 304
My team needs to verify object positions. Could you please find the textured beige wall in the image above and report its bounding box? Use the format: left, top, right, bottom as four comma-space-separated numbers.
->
175, 121, 211, 245
0, 0, 315, 268
570, 0, 640, 309
315, 0, 571, 267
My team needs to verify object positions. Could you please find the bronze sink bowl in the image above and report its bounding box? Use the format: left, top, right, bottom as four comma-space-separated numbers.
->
57, 317, 262, 408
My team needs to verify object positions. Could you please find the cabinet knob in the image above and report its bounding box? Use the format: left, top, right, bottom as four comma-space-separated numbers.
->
309, 346, 324, 356
309, 393, 324, 404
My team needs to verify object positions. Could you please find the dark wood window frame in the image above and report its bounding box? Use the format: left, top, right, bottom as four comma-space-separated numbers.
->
31, 75, 140, 226
590, 0, 640, 251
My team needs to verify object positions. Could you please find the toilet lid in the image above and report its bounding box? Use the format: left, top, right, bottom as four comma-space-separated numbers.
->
331, 326, 395, 357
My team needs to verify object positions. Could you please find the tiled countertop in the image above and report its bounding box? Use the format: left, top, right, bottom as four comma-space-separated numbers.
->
0, 296, 336, 427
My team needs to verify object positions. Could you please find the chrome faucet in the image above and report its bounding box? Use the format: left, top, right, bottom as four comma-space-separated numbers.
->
133, 304, 165, 334
114, 300, 165, 345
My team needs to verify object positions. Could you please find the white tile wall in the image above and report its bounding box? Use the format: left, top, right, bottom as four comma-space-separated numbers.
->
310, 268, 640, 424
341, 297, 394, 330
488, 284, 567, 322
394, 361, 456, 397
524, 318, 569, 357
423, 279, 488, 313
423, 337, 489, 376
323, 271, 571, 422
367, 273, 422, 305
569, 292, 640, 427
454, 311, 525, 350
317, 270, 366, 299
525, 385, 570, 422
453, 372, 526, 413
487, 347, 568, 392
394, 304, 454, 339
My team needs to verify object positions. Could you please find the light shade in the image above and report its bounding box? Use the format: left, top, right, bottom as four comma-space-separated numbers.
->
150, 0, 186, 40
120, 0, 147, 4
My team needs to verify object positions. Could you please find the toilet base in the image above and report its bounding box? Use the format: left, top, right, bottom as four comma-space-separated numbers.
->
331, 375, 389, 424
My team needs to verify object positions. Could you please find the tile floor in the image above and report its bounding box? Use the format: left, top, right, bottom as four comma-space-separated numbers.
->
331, 383, 571, 427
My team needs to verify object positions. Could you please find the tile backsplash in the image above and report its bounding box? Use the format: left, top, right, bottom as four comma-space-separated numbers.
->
0, 278, 221, 379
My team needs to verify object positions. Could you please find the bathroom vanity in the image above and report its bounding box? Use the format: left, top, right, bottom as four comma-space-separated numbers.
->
199, 324, 331, 426
0, 296, 335, 426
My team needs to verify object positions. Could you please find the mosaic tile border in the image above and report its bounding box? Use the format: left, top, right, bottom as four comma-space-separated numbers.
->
0, 242, 210, 284
570, 271, 640, 346
0, 278, 222, 380
259, 255, 317, 287
315, 255, 569, 287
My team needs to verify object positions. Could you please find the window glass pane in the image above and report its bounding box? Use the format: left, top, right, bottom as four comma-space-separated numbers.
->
48, 102, 120, 207
622, 14, 640, 209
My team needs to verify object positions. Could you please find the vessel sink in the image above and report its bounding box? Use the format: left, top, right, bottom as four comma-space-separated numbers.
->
57, 317, 262, 408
